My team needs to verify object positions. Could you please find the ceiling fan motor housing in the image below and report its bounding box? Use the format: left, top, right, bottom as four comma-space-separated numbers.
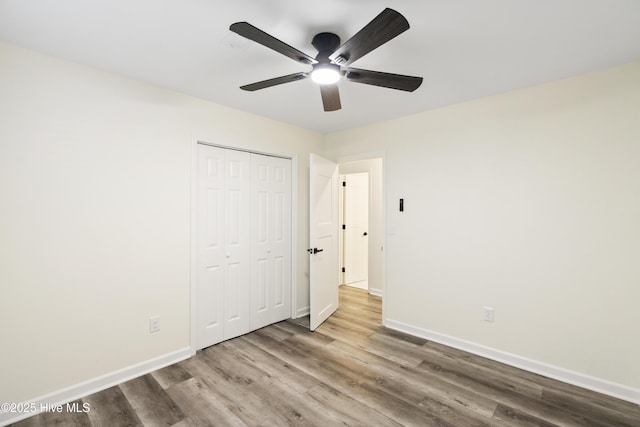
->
311, 32, 341, 61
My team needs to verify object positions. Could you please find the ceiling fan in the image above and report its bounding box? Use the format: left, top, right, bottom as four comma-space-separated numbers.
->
230, 8, 423, 112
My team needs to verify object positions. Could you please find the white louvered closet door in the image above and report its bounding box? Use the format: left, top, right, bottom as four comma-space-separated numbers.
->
250, 154, 292, 330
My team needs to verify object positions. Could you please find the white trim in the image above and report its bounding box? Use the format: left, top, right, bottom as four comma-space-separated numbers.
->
295, 306, 310, 319
368, 288, 383, 297
0, 348, 191, 427
195, 140, 292, 160
289, 155, 299, 322
385, 318, 640, 405
189, 134, 198, 355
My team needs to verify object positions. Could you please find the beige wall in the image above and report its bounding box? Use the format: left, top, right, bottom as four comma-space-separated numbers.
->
326, 61, 640, 394
0, 42, 323, 406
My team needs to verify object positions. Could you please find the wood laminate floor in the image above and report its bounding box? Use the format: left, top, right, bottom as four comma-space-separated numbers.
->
12, 286, 640, 426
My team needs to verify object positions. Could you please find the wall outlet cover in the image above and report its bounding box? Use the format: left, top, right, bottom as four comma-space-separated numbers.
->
483, 307, 495, 322
149, 316, 160, 333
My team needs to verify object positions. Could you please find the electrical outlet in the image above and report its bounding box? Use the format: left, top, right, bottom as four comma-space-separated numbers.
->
483, 307, 494, 322
149, 316, 160, 333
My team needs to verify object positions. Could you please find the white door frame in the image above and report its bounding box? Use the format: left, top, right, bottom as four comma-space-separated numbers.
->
337, 151, 386, 325
189, 137, 298, 354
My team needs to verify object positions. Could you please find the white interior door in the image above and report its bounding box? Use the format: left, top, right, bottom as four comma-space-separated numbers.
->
343, 172, 369, 287
309, 153, 339, 331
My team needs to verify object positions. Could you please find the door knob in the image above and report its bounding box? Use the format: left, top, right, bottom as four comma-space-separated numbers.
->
307, 248, 324, 254
363, 232, 368, 236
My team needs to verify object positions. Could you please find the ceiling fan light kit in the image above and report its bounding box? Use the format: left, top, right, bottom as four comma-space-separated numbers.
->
311, 63, 341, 85
230, 8, 423, 112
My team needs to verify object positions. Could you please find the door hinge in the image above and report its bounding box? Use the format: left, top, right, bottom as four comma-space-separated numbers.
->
342, 181, 346, 187
341, 267, 345, 273
342, 224, 346, 230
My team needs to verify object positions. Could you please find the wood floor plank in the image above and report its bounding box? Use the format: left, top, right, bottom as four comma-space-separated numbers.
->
82, 386, 143, 427
201, 340, 345, 426
119, 374, 185, 426
255, 322, 294, 342
179, 354, 289, 426
424, 339, 555, 390
326, 339, 500, 420
272, 320, 336, 346
303, 383, 404, 427
267, 329, 496, 426
151, 362, 192, 390
377, 325, 429, 346
165, 377, 245, 427
340, 285, 382, 304
319, 320, 425, 367
414, 359, 608, 426
314, 317, 378, 346
340, 299, 382, 312
325, 314, 380, 334
492, 403, 559, 427
414, 339, 546, 400
229, 336, 322, 394
537, 371, 640, 418
245, 328, 447, 425
541, 388, 640, 427
289, 331, 506, 426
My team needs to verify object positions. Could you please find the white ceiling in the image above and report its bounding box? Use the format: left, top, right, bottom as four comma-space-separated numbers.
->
1, 0, 639, 133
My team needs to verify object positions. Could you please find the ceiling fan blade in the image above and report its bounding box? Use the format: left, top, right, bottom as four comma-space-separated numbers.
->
230, 22, 317, 65
328, 8, 409, 67
319, 84, 341, 111
240, 72, 308, 91
345, 68, 423, 92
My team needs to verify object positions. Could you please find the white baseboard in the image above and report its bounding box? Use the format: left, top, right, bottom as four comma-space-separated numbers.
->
0, 347, 192, 427
295, 306, 310, 319
368, 288, 383, 297
385, 319, 640, 405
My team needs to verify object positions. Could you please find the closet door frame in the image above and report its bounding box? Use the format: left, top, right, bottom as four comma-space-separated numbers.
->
190, 138, 298, 354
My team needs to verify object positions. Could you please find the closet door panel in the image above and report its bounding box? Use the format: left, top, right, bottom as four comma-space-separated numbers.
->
273, 255, 284, 307
250, 155, 272, 329
196, 145, 225, 349
223, 149, 251, 340
251, 154, 292, 328
256, 187, 269, 318
270, 157, 292, 322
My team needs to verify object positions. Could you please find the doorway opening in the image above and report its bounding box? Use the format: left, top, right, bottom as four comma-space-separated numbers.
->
338, 158, 384, 298
308, 154, 384, 332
